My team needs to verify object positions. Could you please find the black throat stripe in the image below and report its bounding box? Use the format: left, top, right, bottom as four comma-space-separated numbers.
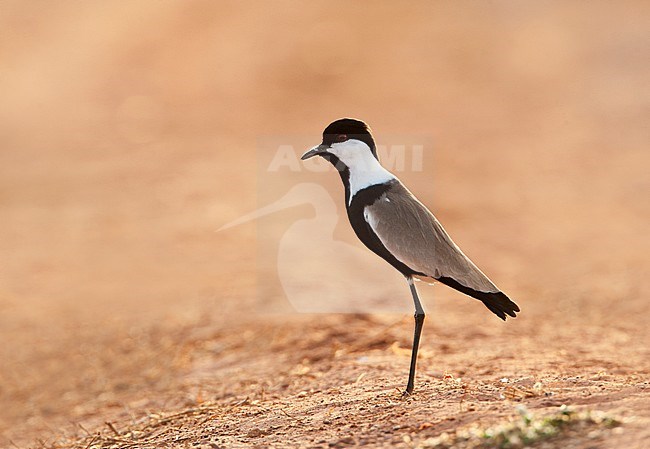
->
347, 181, 423, 277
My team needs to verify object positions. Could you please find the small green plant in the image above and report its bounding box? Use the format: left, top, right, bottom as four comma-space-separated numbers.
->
419, 405, 620, 449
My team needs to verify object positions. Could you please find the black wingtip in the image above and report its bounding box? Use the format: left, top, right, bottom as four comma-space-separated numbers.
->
437, 277, 520, 321
480, 291, 519, 320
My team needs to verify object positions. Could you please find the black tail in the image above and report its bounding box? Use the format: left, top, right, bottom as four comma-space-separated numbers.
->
437, 276, 520, 321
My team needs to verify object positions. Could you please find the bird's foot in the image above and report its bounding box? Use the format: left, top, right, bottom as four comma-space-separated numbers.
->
401, 389, 413, 399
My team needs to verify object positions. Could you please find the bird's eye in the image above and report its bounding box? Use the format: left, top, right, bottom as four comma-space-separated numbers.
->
336, 134, 347, 142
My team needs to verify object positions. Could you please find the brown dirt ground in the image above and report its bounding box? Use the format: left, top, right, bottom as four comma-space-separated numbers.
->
1, 2, 649, 448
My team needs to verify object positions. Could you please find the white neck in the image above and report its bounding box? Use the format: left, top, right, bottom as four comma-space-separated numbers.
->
347, 156, 395, 203
327, 139, 396, 204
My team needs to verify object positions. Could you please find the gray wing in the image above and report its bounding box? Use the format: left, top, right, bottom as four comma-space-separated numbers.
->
366, 182, 519, 320
365, 182, 500, 293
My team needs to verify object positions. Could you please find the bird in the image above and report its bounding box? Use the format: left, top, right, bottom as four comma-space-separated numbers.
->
301, 118, 520, 395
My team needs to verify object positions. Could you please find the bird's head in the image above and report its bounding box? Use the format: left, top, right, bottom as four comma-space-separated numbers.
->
301, 118, 378, 170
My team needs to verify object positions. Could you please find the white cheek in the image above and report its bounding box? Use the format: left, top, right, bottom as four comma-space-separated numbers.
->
328, 140, 375, 170
326, 140, 396, 204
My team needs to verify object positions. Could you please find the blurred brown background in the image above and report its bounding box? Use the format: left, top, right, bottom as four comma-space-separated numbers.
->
1, 1, 648, 447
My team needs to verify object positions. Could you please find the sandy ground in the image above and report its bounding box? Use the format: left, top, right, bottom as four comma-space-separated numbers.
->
1, 1, 649, 448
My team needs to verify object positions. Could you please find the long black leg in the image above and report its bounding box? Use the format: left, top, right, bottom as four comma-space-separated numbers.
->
405, 276, 425, 395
